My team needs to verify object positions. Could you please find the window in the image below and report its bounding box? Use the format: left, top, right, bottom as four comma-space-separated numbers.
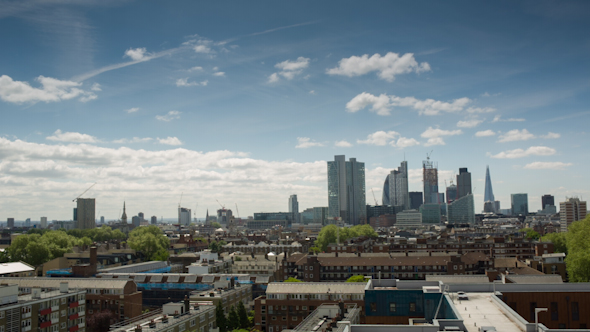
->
61, 298, 66, 304
179, 323, 186, 332
370, 303, 377, 312
409, 303, 416, 312
530, 302, 537, 322
310, 274, 313, 278
292, 317, 298, 321
0, 311, 3, 319
551, 302, 558, 321
61, 310, 66, 317
191, 319, 196, 327
310, 266, 313, 271
272, 317, 277, 321
572, 302, 579, 321
389, 303, 396, 312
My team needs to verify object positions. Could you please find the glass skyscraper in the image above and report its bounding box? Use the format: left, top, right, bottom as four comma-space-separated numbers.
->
511, 193, 529, 215
447, 193, 475, 225
389, 161, 410, 210
327, 155, 366, 225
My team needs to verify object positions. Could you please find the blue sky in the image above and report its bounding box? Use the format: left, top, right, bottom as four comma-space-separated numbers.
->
1, 1, 589, 221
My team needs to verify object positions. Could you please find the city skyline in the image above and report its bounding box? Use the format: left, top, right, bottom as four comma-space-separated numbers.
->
1, 1, 589, 220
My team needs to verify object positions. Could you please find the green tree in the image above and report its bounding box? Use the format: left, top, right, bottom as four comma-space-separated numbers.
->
565, 215, 590, 282
211, 222, 222, 228
346, 275, 369, 282
216, 301, 228, 332
314, 224, 378, 252
7, 231, 85, 266
284, 277, 302, 282
127, 226, 170, 261
228, 305, 240, 331
237, 301, 249, 329
519, 228, 540, 240
541, 232, 567, 254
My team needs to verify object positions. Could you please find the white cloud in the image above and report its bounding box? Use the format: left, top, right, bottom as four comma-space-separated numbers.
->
193, 45, 212, 54
158, 137, 183, 146
188, 66, 203, 72
46, 130, 98, 143
492, 115, 525, 122
541, 132, 560, 139
125, 107, 140, 113
91, 83, 102, 91
213, 72, 225, 77
295, 137, 323, 148
424, 137, 446, 146
176, 78, 208, 87
155, 111, 181, 122
498, 129, 535, 142
334, 140, 352, 148
396, 137, 420, 148
124, 47, 150, 61
113, 137, 153, 144
0, 75, 97, 104
268, 57, 310, 83
421, 127, 462, 139
475, 130, 496, 137
523, 161, 572, 170
309, 90, 316, 95
466, 107, 495, 114
490, 146, 556, 159
457, 119, 483, 128
326, 52, 430, 82
357, 131, 399, 146
345, 92, 474, 116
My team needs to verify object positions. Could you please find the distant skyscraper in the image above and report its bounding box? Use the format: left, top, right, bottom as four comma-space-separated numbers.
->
121, 202, 128, 223
560, 197, 587, 232
138, 212, 145, 222
446, 184, 458, 204
7, 218, 14, 228
542, 195, 555, 209
483, 166, 496, 213
456, 167, 472, 198
313, 207, 328, 225
327, 155, 366, 225
447, 194, 475, 225
178, 207, 191, 225
288, 194, 299, 223
422, 156, 438, 204
389, 161, 410, 210
217, 209, 233, 226
100, 216, 105, 224
409, 192, 423, 210
151, 216, 158, 225
77, 198, 96, 230
511, 193, 529, 215
40, 217, 47, 229
132, 216, 141, 227
382, 175, 390, 205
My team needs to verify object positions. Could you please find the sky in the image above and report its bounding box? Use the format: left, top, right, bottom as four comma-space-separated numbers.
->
1, 1, 589, 221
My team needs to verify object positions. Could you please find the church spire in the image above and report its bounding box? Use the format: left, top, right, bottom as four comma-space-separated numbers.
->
122, 201, 128, 223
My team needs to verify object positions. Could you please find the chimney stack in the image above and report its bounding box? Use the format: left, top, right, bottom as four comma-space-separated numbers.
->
90, 246, 98, 268
184, 295, 190, 314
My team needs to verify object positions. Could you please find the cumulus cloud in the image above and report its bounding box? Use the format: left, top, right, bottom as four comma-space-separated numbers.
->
113, 137, 153, 144
176, 78, 208, 87
466, 107, 495, 114
523, 161, 572, 170
124, 47, 151, 61
46, 130, 98, 143
497, 129, 535, 142
155, 111, 181, 122
421, 127, 462, 146
268, 57, 310, 83
334, 140, 352, 148
91, 83, 102, 91
0, 75, 97, 104
345, 92, 474, 116
158, 137, 183, 146
457, 119, 483, 128
489, 146, 556, 159
193, 45, 212, 54
492, 115, 525, 123
296, 137, 323, 148
326, 52, 430, 82
541, 132, 561, 139
475, 130, 496, 137
125, 107, 140, 113
357, 131, 399, 146
188, 66, 203, 72
213, 72, 225, 77
396, 137, 420, 148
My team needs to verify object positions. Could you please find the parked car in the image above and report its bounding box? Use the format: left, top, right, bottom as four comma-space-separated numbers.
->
457, 291, 468, 300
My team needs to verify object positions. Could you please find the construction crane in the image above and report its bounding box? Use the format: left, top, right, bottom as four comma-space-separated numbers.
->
426, 150, 434, 160
178, 192, 183, 207
73, 182, 96, 202
235, 203, 240, 218
216, 199, 225, 210
371, 188, 378, 206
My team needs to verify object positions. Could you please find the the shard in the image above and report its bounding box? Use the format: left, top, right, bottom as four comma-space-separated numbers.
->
484, 165, 495, 202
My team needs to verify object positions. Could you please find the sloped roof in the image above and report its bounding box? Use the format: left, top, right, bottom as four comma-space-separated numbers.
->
0, 261, 34, 275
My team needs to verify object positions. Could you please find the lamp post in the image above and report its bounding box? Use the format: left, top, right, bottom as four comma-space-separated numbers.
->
535, 308, 548, 332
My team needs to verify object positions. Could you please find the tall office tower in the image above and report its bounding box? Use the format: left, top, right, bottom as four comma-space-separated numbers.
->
100, 216, 105, 224
77, 198, 96, 230
446, 184, 458, 204
217, 208, 233, 226
447, 194, 475, 225
313, 207, 328, 225
382, 175, 390, 205
422, 156, 439, 204
40, 217, 47, 229
456, 167, 472, 198
7, 218, 14, 228
24, 218, 31, 227
121, 202, 128, 223
288, 194, 300, 224
389, 161, 410, 210
542, 195, 555, 210
132, 216, 141, 227
327, 155, 366, 225
178, 207, 191, 225
138, 212, 145, 222
151, 216, 158, 225
511, 193, 529, 215
560, 198, 587, 232
483, 166, 496, 213
409, 192, 423, 210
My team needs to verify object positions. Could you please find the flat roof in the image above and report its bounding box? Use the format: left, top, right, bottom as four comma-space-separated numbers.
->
0, 262, 34, 274
455, 292, 521, 332
0, 277, 133, 289
266, 282, 367, 294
